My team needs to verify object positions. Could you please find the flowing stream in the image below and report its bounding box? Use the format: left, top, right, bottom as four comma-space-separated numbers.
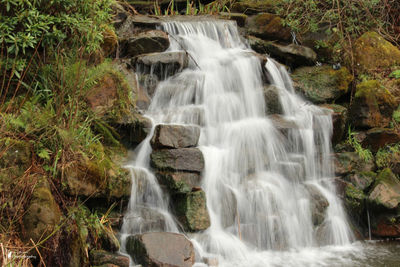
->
120, 19, 364, 266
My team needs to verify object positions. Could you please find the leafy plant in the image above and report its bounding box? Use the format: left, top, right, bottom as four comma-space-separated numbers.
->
346, 128, 373, 162
389, 69, 400, 79
376, 143, 400, 169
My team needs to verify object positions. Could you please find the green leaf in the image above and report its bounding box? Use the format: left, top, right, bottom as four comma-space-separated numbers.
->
38, 149, 51, 160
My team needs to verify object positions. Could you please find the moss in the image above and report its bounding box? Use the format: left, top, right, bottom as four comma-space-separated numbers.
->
354, 32, 400, 74
345, 183, 365, 215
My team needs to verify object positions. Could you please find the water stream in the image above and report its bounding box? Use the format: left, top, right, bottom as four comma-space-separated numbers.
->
120, 19, 364, 266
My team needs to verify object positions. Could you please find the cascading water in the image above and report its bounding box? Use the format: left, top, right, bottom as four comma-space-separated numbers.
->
120, 19, 355, 266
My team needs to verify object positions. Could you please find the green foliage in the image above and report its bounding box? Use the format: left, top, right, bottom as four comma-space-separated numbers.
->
389, 70, 400, 79
346, 128, 373, 162
154, 0, 233, 15
376, 143, 400, 169
0, 0, 113, 57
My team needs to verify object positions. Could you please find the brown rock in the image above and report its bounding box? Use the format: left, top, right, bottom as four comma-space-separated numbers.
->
362, 128, 400, 152
247, 13, 291, 42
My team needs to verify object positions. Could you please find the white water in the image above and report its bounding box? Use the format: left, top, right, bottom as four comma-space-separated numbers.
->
121, 19, 355, 266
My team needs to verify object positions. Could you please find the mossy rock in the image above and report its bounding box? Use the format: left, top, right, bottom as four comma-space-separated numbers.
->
156, 171, 201, 194
0, 138, 31, 181
368, 168, 400, 210
247, 13, 291, 42
22, 175, 62, 243
232, 0, 280, 15
345, 183, 366, 217
354, 32, 400, 74
292, 65, 353, 103
334, 152, 375, 177
345, 171, 376, 192
172, 190, 211, 232
320, 104, 348, 144
349, 80, 396, 129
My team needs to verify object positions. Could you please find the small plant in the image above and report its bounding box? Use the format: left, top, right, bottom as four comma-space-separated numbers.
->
346, 127, 373, 162
376, 143, 400, 169
389, 69, 400, 79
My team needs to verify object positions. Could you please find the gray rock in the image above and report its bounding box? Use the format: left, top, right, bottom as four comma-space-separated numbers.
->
90, 250, 129, 267
133, 51, 189, 80
156, 171, 201, 194
120, 30, 170, 58
264, 85, 283, 115
368, 168, 400, 210
151, 124, 200, 149
126, 232, 195, 267
305, 184, 329, 226
150, 148, 204, 172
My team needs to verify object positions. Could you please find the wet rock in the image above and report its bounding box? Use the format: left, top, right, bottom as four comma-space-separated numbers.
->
247, 13, 291, 42
172, 190, 211, 231
268, 114, 298, 136
126, 232, 195, 267
113, 113, 152, 149
371, 216, 400, 238
305, 184, 329, 226
354, 32, 400, 74
361, 128, 400, 152
349, 80, 396, 129
220, 12, 248, 27
120, 30, 170, 58
334, 152, 375, 177
156, 171, 201, 194
346, 171, 376, 192
344, 183, 365, 217
124, 206, 170, 233
133, 51, 189, 80
151, 124, 200, 149
320, 104, 348, 145
249, 36, 316, 67
23, 176, 62, 243
150, 148, 204, 172
264, 85, 283, 115
292, 65, 353, 104
90, 250, 129, 267
368, 168, 400, 210
116, 15, 162, 38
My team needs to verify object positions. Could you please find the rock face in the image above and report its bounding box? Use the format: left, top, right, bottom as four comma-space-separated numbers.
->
264, 85, 283, 115
361, 128, 400, 152
305, 184, 329, 226
354, 32, 400, 74
292, 65, 353, 103
156, 172, 201, 194
23, 176, 62, 243
150, 148, 205, 172
120, 30, 170, 58
334, 152, 375, 177
173, 190, 211, 231
371, 217, 400, 237
320, 104, 348, 144
126, 232, 195, 267
90, 250, 129, 267
133, 51, 189, 79
151, 124, 200, 149
249, 36, 316, 67
247, 13, 291, 42
368, 168, 400, 210
349, 80, 396, 129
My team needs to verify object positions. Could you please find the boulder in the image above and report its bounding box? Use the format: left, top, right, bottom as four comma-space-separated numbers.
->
151, 124, 200, 149
368, 168, 400, 210
112, 113, 152, 149
249, 36, 316, 67
126, 232, 195, 267
264, 85, 283, 115
116, 15, 162, 38
320, 104, 348, 144
334, 152, 375, 177
133, 51, 189, 80
119, 30, 170, 58
361, 128, 400, 152
305, 184, 329, 226
354, 32, 400, 74
156, 171, 201, 194
292, 65, 353, 104
90, 250, 129, 267
246, 13, 291, 42
150, 148, 204, 172
349, 80, 396, 129
172, 190, 211, 231
22, 176, 62, 243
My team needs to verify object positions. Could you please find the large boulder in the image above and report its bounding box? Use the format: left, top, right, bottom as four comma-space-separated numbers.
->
22, 176, 62, 243
249, 36, 316, 67
119, 30, 170, 58
349, 80, 396, 129
132, 51, 189, 80
361, 128, 400, 152
172, 190, 211, 231
151, 124, 200, 149
320, 104, 348, 144
156, 171, 201, 194
354, 32, 400, 74
305, 184, 329, 226
246, 13, 291, 42
126, 232, 195, 267
292, 65, 353, 104
368, 168, 400, 210
150, 148, 204, 172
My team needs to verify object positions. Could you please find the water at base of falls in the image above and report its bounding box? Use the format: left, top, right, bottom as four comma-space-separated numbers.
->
120, 19, 355, 266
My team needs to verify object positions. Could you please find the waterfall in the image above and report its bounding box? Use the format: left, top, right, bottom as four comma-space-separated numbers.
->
120, 19, 354, 266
